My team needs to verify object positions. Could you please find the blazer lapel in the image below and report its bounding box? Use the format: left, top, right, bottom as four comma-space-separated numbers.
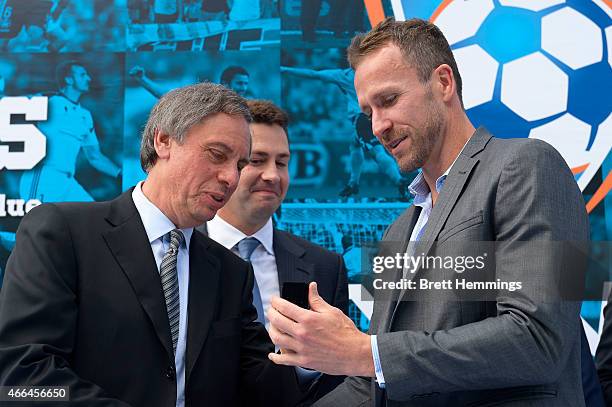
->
273, 230, 313, 288
375, 205, 420, 334
389, 128, 492, 324
417, 127, 492, 251
102, 190, 174, 360
185, 232, 220, 381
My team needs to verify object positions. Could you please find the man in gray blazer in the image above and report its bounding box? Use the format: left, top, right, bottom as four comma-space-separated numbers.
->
266, 18, 590, 406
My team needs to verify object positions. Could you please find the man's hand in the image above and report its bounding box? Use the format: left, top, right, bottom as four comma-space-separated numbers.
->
128, 66, 146, 79
267, 282, 374, 377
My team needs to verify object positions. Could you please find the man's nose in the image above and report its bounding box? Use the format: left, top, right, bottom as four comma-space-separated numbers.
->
371, 111, 391, 139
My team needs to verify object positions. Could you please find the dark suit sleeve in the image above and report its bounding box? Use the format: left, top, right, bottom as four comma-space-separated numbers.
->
596, 291, 612, 404
376, 141, 588, 400
0, 204, 131, 406
333, 255, 349, 316
238, 262, 304, 407
313, 375, 372, 407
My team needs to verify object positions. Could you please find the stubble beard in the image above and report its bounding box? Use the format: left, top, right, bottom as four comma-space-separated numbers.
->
396, 95, 445, 174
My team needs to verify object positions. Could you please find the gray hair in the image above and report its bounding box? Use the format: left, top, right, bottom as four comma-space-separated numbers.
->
140, 82, 252, 172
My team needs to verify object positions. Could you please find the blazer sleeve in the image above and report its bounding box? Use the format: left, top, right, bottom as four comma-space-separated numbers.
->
376, 140, 589, 401
596, 290, 612, 404
0, 204, 132, 406
333, 255, 349, 316
312, 375, 372, 407
238, 262, 305, 407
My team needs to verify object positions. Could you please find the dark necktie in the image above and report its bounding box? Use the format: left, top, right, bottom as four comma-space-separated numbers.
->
160, 229, 184, 354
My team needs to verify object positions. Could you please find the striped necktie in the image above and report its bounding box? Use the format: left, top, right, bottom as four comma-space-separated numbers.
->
160, 229, 184, 354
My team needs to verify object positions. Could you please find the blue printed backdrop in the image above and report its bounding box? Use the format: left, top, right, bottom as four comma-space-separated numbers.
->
0, 0, 610, 342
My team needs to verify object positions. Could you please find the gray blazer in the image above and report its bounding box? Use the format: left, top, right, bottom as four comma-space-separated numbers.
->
315, 127, 589, 407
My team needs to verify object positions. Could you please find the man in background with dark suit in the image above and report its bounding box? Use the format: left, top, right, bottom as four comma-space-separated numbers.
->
0, 83, 302, 406
595, 290, 612, 404
200, 99, 348, 400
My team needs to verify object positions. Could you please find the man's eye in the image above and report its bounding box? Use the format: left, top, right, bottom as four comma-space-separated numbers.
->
208, 150, 225, 161
381, 94, 397, 106
276, 161, 288, 168
250, 159, 262, 165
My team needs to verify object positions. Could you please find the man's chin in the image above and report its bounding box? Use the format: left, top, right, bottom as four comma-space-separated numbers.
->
247, 203, 277, 220
396, 157, 419, 174
192, 207, 217, 225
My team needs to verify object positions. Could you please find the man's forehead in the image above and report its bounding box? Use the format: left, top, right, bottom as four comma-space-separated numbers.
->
355, 47, 416, 100
251, 123, 290, 155
355, 45, 407, 78
198, 115, 249, 144
233, 74, 249, 81
72, 65, 87, 74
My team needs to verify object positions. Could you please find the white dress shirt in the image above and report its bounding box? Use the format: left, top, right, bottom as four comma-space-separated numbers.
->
207, 214, 320, 383
132, 181, 192, 407
207, 215, 279, 330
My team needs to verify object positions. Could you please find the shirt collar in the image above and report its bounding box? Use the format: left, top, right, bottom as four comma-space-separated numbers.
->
131, 181, 193, 248
408, 138, 469, 200
207, 215, 274, 255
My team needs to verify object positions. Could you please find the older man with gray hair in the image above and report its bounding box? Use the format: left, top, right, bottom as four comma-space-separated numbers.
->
0, 83, 304, 406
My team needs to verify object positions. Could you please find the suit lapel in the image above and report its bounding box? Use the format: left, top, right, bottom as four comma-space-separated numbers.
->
389, 128, 492, 325
185, 232, 220, 381
375, 205, 420, 334
273, 230, 312, 288
102, 190, 174, 360
415, 127, 492, 257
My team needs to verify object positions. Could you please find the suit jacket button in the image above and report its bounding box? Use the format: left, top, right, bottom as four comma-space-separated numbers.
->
165, 366, 175, 380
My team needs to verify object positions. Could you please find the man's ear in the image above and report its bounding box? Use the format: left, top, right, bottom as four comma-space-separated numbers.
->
153, 129, 172, 160
433, 64, 455, 103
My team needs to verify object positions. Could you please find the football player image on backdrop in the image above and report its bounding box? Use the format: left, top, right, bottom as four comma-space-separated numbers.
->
126, 0, 278, 51
0, 0, 67, 52
123, 50, 279, 191
0, 0, 125, 52
130, 64, 252, 99
220, 65, 250, 97
19, 60, 121, 203
282, 65, 409, 199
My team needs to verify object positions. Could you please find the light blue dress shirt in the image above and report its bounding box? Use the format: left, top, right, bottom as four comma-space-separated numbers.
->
132, 182, 193, 407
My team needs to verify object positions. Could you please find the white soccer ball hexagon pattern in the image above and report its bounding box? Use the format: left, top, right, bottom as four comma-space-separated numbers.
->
542, 7, 603, 69
453, 45, 498, 109
434, 0, 494, 45
433, 0, 611, 192
501, 52, 568, 121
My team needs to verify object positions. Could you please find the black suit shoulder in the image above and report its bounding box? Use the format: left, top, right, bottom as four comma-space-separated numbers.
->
274, 229, 341, 260
273, 228, 348, 316
197, 230, 248, 268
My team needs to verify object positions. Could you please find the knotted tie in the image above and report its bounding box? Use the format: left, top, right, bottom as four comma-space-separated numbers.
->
160, 229, 184, 354
236, 237, 265, 324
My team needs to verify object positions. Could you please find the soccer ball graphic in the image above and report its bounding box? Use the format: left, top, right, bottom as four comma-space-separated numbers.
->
429, 0, 612, 192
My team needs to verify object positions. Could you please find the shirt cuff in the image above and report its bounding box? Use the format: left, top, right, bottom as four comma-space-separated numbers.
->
371, 334, 385, 388
294, 366, 322, 386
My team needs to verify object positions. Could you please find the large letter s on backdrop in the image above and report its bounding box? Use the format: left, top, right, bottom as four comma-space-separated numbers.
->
0, 97, 47, 170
